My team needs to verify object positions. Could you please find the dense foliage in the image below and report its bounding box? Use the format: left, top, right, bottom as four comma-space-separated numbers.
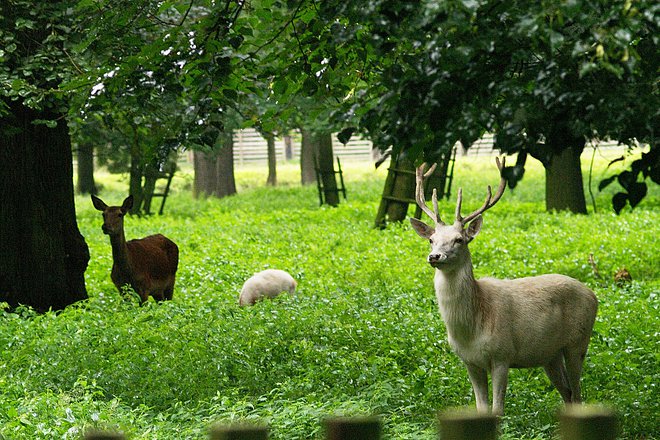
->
1, 158, 657, 439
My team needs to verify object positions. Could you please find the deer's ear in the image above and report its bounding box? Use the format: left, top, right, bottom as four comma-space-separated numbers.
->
91, 195, 108, 211
466, 215, 483, 242
410, 217, 435, 239
121, 195, 134, 213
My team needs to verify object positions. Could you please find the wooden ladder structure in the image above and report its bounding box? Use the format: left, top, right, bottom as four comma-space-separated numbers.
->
374, 147, 456, 228
315, 156, 347, 206
143, 161, 176, 215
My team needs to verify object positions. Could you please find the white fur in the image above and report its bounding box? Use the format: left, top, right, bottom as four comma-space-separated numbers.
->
411, 217, 598, 415
239, 269, 297, 306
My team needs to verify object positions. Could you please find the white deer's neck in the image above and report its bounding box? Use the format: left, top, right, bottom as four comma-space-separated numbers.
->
433, 254, 480, 340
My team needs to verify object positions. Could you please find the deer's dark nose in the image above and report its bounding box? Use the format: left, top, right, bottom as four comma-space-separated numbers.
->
428, 253, 447, 264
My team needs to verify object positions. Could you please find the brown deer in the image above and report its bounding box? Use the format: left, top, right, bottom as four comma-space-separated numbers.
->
92, 195, 179, 303
410, 158, 597, 415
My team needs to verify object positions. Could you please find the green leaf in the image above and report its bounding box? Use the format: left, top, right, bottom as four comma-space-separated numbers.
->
612, 192, 628, 214
598, 175, 617, 191
302, 77, 318, 96
272, 79, 288, 96
337, 127, 355, 145
617, 170, 635, 191
627, 182, 647, 208
229, 35, 244, 50
222, 88, 238, 100
33, 119, 58, 128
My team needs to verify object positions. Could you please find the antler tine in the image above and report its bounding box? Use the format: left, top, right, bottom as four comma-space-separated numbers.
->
415, 163, 442, 224
454, 188, 463, 222
424, 162, 437, 178
460, 157, 507, 225
489, 156, 507, 206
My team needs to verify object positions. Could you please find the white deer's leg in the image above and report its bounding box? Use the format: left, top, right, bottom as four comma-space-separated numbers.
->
564, 348, 585, 403
544, 353, 572, 402
465, 363, 489, 412
491, 363, 509, 416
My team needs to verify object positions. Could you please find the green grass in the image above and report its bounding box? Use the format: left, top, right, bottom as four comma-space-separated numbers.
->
1, 154, 658, 439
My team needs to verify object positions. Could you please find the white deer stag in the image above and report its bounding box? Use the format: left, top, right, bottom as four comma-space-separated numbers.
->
409, 158, 598, 415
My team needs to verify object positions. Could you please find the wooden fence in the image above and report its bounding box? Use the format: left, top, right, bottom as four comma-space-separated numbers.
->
233, 129, 375, 164
84, 405, 618, 440
230, 129, 626, 165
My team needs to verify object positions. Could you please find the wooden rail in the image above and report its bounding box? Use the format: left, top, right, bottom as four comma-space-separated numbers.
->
84, 405, 617, 439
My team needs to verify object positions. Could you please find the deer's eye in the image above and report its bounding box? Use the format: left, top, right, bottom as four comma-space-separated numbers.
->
455, 237, 464, 244
429, 239, 433, 244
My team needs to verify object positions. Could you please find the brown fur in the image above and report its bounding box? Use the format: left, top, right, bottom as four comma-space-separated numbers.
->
92, 195, 179, 303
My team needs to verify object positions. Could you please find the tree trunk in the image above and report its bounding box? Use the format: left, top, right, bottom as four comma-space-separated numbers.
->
215, 131, 237, 198
374, 153, 417, 227
545, 144, 587, 214
193, 132, 236, 199
0, 102, 89, 311
385, 154, 416, 221
193, 150, 216, 198
316, 132, 340, 207
300, 129, 317, 185
284, 134, 293, 160
76, 142, 97, 195
141, 162, 159, 215
266, 132, 277, 186
128, 127, 144, 214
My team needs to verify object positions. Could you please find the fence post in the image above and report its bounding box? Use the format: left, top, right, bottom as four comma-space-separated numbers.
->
437, 409, 498, 440
558, 405, 618, 440
323, 416, 381, 440
84, 431, 125, 440
209, 424, 269, 440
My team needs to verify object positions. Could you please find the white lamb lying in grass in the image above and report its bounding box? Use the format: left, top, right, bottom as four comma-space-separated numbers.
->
239, 269, 297, 306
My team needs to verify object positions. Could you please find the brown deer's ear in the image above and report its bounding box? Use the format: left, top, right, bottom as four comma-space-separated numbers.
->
465, 215, 483, 242
91, 195, 108, 211
121, 195, 134, 213
410, 217, 435, 239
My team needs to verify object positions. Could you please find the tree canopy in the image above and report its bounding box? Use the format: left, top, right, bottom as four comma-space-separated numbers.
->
3, 0, 658, 211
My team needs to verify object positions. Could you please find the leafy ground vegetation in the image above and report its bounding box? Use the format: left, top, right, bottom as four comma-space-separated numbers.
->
1, 155, 658, 439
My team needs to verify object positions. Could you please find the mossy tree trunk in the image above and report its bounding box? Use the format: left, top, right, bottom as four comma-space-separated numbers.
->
545, 143, 587, 214
76, 142, 97, 195
0, 101, 90, 311
193, 132, 236, 199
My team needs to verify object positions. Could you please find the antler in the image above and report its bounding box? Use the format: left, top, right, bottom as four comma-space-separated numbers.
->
415, 162, 443, 224
456, 156, 507, 225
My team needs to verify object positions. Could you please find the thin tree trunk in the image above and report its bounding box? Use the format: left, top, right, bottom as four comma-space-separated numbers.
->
284, 134, 293, 160
76, 142, 97, 195
545, 144, 587, 214
128, 125, 144, 214
0, 101, 89, 311
266, 132, 277, 186
316, 132, 339, 206
300, 129, 316, 185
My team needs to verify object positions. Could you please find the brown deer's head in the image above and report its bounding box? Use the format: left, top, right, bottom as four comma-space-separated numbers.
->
91, 195, 133, 236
